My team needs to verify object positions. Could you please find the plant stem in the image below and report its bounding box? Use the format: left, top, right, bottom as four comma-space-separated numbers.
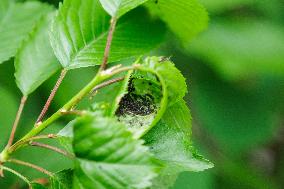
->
8, 159, 53, 177
91, 76, 125, 95
1, 166, 30, 186
36, 69, 67, 124
6, 96, 28, 148
9, 134, 57, 153
30, 142, 74, 159
99, 17, 118, 71
3, 65, 139, 158
13, 74, 103, 146
60, 109, 88, 116
2, 15, 135, 159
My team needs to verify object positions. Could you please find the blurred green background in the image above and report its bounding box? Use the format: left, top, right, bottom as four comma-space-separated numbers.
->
1, 0, 284, 188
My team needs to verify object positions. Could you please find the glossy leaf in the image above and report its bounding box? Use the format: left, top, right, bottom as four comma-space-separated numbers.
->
99, 0, 149, 18
73, 115, 159, 189
144, 100, 213, 171
50, 0, 165, 69
146, 0, 208, 44
113, 57, 187, 137
57, 121, 75, 153
15, 12, 61, 96
142, 57, 187, 106
144, 100, 213, 188
50, 169, 73, 189
0, 1, 53, 64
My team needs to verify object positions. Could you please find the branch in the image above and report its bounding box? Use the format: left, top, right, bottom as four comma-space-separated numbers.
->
30, 142, 74, 159
9, 134, 57, 153
91, 77, 125, 95
60, 109, 88, 116
99, 17, 118, 71
6, 96, 28, 148
36, 69, 67, 124
8, 159, 53, 177
1, 166, 30, 186
3, 64, 141, 159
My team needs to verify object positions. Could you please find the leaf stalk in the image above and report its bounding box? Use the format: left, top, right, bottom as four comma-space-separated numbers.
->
6, 96, 28, 148
99, 17, 118, 71
36, 69, 67, 124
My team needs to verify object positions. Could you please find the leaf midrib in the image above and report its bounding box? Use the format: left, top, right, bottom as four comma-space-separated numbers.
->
70, 20, 127, 66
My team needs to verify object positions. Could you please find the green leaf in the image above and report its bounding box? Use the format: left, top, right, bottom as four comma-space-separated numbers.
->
143, 100, 213, 188
188, 20, 284, 80
73, 115, 160, 189
142, 57, 187, 106
146, 0, 208, 44
0, 1, 53, 64
99, 0, 149, 18
173, 171, 214, 189
57, 121, 74, 153
113, 57, 187, 137
50, 169, 73, 189
14, 12, 61, 96
50, 0, 165, 69
150, 166, 180, 189
144, 100, 213, 171
31, 183, 47, 189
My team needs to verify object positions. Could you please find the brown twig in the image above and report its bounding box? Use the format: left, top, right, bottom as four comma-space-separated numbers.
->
99, 17, 118, 71
6, 96, 28, 148
8, 159, 53, 177
36, 69, 67, 124
29, 142, 74, 159
91, 77, 125, 95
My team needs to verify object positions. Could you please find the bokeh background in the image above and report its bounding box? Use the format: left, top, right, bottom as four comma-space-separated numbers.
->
1, 0, 284, 188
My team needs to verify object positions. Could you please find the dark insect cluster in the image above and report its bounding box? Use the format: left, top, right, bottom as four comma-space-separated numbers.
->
116, 93, 156, 116
116, 77, 157, 116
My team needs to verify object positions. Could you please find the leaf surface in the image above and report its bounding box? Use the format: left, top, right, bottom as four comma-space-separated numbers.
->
15, 12, 61, 96
144, 100, 213, 171
99, 0, 149, 18
50, 0, 165, 69
0, 1, 53, 64
31, 183, 47, 189
146, 0, 208, 43
113, 57, 187, 137
50, 169, 73, 189
144, 100, 213, 188
72, 115, 159, 189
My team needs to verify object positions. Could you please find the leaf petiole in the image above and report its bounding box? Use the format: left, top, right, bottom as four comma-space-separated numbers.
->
0, 165, 31, 186
30, 142, 75, 159
6, 96, 28, 148
36, 69, 68, 124
8, 159, 53, 177
99, 17, 118, 71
